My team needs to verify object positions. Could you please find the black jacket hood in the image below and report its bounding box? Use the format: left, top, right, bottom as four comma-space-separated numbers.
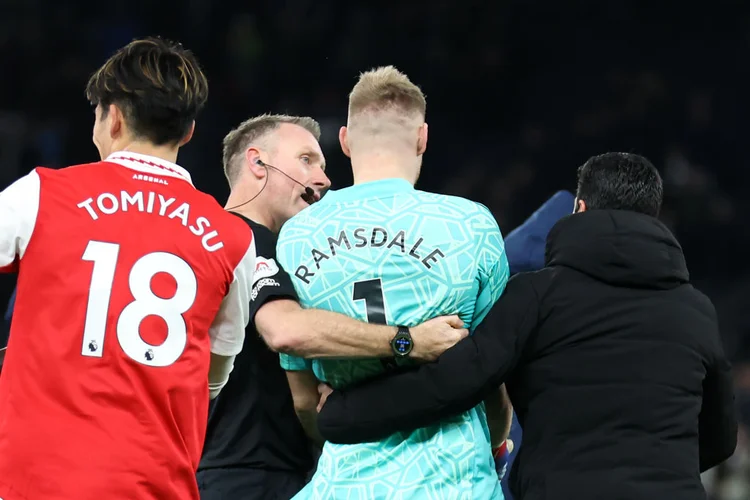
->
545, 210, 689, 289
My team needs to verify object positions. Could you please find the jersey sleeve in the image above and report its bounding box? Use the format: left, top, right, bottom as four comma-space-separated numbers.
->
275, 220, 314, 373
248, 224, 298, 322
0, 170, 41, 272
279, 353, 313, 372
208, 238, 256, 357
470, 204, 510, 328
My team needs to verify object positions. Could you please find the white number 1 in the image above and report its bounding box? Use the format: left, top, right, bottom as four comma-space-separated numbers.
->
81, 241, 119, 358
81, 240, 198, 367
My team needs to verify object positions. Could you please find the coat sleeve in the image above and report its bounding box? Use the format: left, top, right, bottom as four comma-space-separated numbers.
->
317, 274, 541, 444
698, 305, 738, 471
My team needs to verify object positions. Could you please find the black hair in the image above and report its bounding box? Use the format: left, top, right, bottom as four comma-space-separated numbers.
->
85, 37, 209, 145
576, 152, 663, 217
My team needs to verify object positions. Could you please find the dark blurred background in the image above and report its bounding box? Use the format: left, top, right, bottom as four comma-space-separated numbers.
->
1, 0, 748, 497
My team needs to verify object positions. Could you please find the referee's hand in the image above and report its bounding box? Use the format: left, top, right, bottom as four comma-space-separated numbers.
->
410, 315, 469, 362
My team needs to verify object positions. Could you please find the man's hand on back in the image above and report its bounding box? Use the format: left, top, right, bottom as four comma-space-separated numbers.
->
317, 383, 333, 413
409, 315, 468, 362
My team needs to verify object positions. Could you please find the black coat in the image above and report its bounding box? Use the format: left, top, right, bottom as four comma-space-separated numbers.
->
318, 210, 737, 500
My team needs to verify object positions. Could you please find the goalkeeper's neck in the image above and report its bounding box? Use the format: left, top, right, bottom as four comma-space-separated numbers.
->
350, 149, 420, 187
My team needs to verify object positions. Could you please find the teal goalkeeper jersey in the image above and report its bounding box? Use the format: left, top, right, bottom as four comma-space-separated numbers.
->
277, 178, 509, 500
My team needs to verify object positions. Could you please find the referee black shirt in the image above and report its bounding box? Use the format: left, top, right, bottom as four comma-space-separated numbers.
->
199, 214, 313, 475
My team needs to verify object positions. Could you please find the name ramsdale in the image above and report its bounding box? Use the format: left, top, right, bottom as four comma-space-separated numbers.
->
77, 190, 224, 252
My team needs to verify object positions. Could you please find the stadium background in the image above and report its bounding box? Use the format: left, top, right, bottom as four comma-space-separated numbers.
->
0, 0, 748, 498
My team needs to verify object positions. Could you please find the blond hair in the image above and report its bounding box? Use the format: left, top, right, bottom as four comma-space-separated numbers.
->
346, 66, 426, 148
222, 113, 321, 185
349, 66, 426, 118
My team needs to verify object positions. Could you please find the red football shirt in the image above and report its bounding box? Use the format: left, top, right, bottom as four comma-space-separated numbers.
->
0, 152, 255, 500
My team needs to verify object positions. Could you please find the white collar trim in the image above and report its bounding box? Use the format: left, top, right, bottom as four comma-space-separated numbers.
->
105, 151, 194, 186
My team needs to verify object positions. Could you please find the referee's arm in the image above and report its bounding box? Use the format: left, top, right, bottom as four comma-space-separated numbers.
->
256, 297, 466, 361
251, 224, 466, 361
317, 275, 540, 444
248, 224, 397, 358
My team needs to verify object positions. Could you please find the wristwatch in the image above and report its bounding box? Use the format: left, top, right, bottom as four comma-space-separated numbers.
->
391, 326, 413, 357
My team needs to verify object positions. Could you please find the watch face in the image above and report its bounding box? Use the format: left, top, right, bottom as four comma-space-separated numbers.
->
393, 333, 412, 355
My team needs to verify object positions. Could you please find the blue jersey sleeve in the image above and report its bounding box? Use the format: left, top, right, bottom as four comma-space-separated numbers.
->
470, 205, 509, 328
279, 353, 313, 371
276, 218, 315, 373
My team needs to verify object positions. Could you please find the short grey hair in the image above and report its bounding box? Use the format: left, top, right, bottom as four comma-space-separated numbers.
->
222, 113, 321, 185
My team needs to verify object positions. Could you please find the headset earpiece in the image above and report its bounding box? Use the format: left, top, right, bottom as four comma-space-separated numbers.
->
227, 158, 316, 211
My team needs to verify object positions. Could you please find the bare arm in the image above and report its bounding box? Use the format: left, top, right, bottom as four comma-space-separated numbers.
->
286, 369, 325, 446
484, 384, 513, 447
255, 298, 468, 362
243, 222, 467, 362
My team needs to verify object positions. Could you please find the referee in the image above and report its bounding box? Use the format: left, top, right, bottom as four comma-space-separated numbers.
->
197, 114, 467, 499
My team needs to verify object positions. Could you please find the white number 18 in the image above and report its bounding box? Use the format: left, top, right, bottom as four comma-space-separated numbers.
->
81, 240, 198, 367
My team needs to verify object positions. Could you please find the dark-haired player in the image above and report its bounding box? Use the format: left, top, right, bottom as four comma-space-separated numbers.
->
0, 43, 470, 500
0, 37, 255, 500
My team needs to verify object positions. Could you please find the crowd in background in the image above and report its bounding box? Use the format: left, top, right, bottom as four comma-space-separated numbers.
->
0, 1, 748, 497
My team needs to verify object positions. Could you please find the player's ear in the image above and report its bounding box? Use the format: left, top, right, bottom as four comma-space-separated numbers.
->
108, 104, 123, 139
245, 148, 267, 179
417, 122, 428, 156
178, 121, 195, 147
574, 198, 587, 213
339, 126, 351, 158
